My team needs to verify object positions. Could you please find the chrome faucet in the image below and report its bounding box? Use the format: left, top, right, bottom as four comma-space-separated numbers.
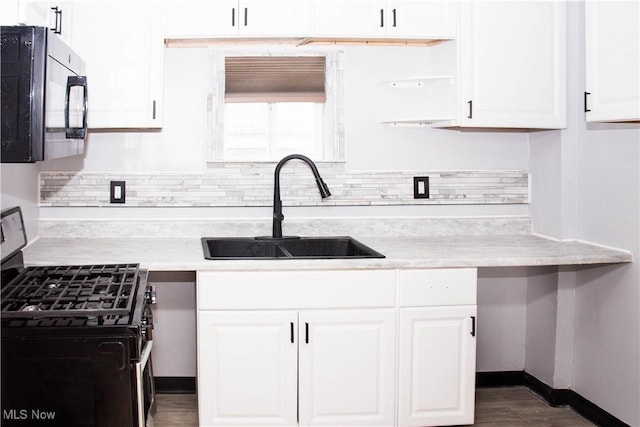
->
271, 154, 331, 239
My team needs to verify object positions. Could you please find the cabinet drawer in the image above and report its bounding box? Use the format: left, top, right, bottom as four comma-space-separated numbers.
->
398, 268, 477, 307
197, 269, 396, 310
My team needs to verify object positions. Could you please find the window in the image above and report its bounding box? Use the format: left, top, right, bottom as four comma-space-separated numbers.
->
207, 49, 343, 162
223, 102, 324, 160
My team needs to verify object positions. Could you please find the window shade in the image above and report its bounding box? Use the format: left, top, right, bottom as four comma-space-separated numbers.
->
225, 56, 326, 103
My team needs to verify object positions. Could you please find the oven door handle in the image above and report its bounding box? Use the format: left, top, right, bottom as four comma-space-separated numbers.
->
136, 340, 153, 427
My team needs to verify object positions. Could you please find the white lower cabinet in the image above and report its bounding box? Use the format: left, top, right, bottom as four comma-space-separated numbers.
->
197, 310, 298, 426
397, 306, 477, 426
197, 268, 477, 427
298, 309, 396, 426
198, 308, 396, 427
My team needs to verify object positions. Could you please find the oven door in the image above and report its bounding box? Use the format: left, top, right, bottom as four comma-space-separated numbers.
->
1, 333, 140, 427
137, 340, 156, 427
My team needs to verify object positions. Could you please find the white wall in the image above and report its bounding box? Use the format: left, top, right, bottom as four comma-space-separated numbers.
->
149, 272, 197, 378
41, 46, 529, 175
530, 2, 640, 425
0, 163, 40, 241
572, 117, 639, 424
524, 266, 559, 383
476, 267, 528, 372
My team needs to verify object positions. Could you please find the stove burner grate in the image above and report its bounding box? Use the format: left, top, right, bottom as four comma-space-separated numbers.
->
1, 264, 140, 319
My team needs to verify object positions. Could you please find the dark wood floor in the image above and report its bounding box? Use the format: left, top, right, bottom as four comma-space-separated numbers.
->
154, 386, 594, 426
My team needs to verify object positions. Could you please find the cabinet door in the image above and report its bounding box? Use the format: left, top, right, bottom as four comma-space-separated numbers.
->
313, 0, 386, 37
240, 0, 313, 36
386, 0, 457, 39
68, 0, 163, 128
298, 309, 396, 426
17, 0, 52, 27
164, 0, 313, 38
585, 1, 640, 122
458, 1, 566, 129
52, 1, 73, 45
198, 310, 298, 426
164, 0, 238, 37
398, 306, 477, 427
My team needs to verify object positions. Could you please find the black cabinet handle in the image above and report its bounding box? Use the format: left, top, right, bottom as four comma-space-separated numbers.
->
584, 91, 591, 112
244, 7, 248, 26
231, 8, 235, 26
152, 100, 156, 120
380, 9, 384, 27
290, 322, 294, 343
392, 9, 397, 27
305, 322, 309, 344
51, 6, 62, 34
471, 316, 476, 337
467, 100, 473, 119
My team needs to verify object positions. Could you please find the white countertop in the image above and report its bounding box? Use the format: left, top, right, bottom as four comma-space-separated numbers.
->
22, 234, 632, 271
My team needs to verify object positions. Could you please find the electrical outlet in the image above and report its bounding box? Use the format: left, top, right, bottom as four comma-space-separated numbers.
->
110, 181, 126, 204
413, 176, 429, 199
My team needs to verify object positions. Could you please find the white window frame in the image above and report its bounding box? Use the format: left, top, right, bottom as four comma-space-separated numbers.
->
206, 48, 345, 163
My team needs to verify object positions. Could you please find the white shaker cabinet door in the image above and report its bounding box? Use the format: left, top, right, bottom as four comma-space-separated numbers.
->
458, 0, 566, 129
197, 310, 298, 427
298, 309, 396, 426
68, 0, 163, 128
164, 0, 238, 37
398, 306, 477, 427
16, 0, 52, 27
164, 0, 313, 38
313, 0, 386, 37
314, 0, 455, 39
585, 0, 640, 122
385, 0, 457, 39
239, 0, 313, 37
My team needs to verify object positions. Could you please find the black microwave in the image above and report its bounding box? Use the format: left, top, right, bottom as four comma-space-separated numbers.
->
1, 26, 87, 163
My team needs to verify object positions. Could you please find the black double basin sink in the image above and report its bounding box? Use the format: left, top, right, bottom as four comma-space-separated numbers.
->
202, 236, 385, 260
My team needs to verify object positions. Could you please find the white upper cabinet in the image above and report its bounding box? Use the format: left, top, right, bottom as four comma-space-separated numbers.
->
15, 0, 52, 27
455, 0, 567, 129
585, 0, 640, 122
313, 0, 457, 39
68, 0, 163, 128
164, 0, 313, 38
5, 0, 72, 44
313, 0, 386, 37
385, 1, 566, 129
47, 1, 74, 45
0, 1, 19, 25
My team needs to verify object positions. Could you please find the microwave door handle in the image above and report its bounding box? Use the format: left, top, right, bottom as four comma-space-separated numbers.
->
65, 76, 88, 139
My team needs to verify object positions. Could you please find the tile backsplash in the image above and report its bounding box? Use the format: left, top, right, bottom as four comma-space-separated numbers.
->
40, 162, 528, 207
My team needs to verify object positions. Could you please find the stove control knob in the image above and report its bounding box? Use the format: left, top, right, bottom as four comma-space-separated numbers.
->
145, 285, 157, 305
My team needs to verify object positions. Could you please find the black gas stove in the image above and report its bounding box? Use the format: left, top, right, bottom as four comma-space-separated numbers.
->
2, 263, 147, 324
0, 207, 156, 427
